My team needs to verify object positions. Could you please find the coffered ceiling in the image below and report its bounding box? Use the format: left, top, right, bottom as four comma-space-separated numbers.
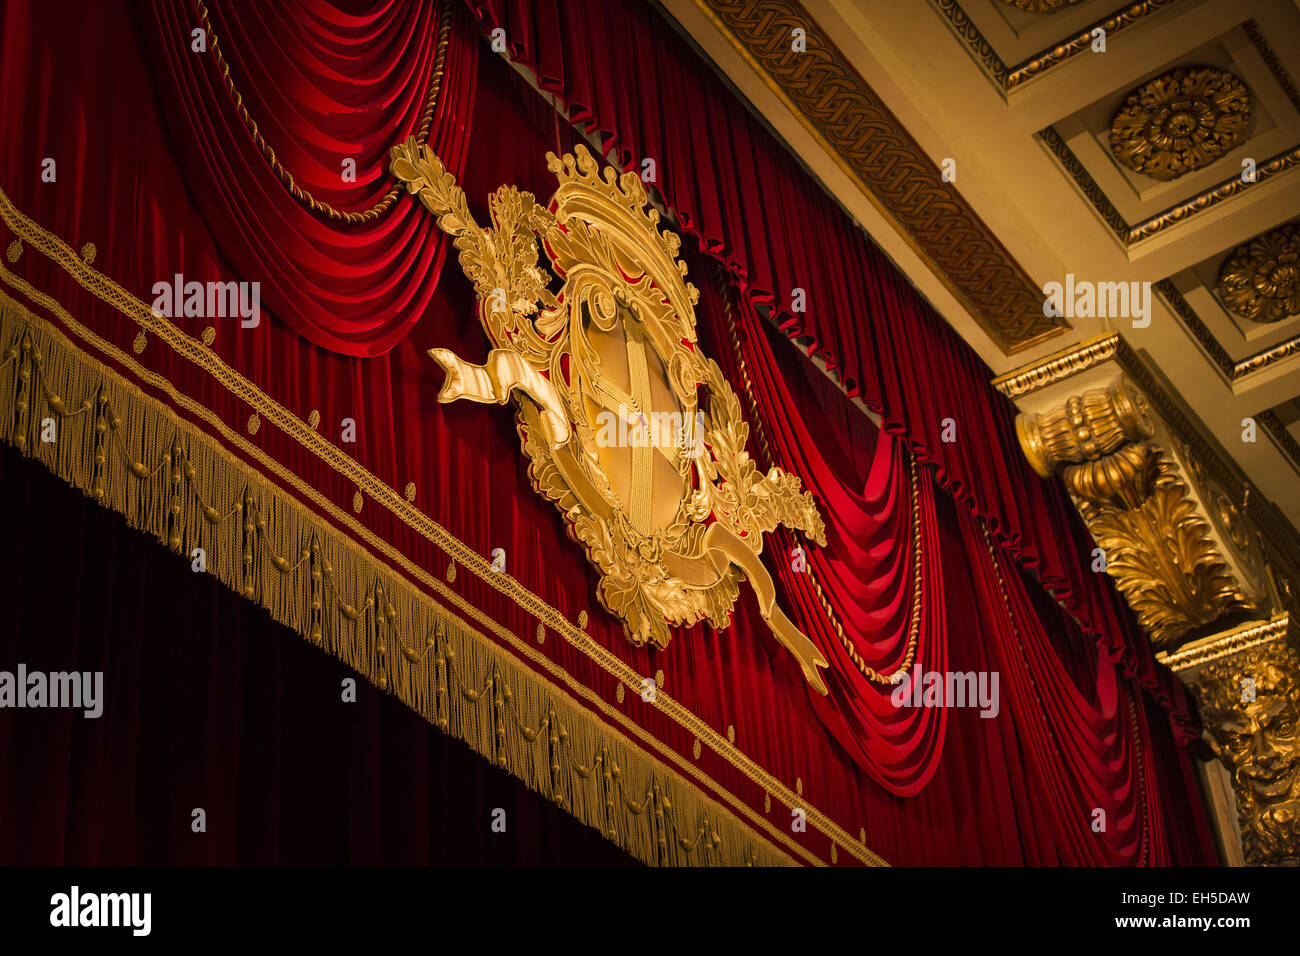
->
661, 0, 1300, 529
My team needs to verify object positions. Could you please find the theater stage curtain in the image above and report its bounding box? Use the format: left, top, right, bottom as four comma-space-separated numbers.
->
0, 0, 1217, 864
139, 0, 479, 355
467, 0, 1198, 745
0, 447, 634, 866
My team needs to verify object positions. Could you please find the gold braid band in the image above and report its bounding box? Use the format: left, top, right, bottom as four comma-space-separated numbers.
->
195, 0, 453, 225
715, 265, 922, 685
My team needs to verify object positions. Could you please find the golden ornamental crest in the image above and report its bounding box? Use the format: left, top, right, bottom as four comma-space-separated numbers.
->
391, 139, 829, 693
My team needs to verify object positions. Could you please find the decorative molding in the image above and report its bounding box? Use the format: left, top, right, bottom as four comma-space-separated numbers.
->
695, 0, 1070, 354
931, 0, 1178, 95
1261, 409, 1300, 471
1109, 67, 1252, 182
1039, 18, 1300, 246
1243, 18, 1300, 117
1159, 613, 1293, 672
1041, 127, 1300, 247
1157, 280, 1300, 383
991, 331, 1119, 399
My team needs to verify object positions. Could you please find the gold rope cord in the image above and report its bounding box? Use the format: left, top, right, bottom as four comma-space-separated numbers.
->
979, 520, 1150, 865
195, 0, 453, 224
0, 192, 889, 865
0, 285, 803, 867
715, 267, 922, 684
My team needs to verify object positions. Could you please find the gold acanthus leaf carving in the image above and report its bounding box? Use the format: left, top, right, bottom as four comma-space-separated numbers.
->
1110, 67, 1252, 182
1217, 222, 1300, 324
1066, 444, 1255, 649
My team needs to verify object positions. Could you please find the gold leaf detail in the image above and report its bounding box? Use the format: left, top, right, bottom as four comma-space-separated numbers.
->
201, 326, 216, 347
132, 331, 146, 355
79, 242, 96, 265
404, 481, 417, 502
4, 239, 20, 263
352, 490, 363, 514
1110, 67, 1252, 182
307, 409, 320, 429
246, 412, 259, 436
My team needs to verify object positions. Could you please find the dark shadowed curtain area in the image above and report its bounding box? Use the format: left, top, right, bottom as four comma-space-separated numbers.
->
0, 0, 1218, 864
0, 448, 633, 865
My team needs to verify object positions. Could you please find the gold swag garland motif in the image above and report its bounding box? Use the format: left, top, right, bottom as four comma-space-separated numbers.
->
391, 141, 832, 693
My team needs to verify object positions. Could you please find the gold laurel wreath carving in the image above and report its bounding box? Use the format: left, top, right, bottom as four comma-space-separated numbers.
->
195, 0, 452, 224
1217, 222, 1300, 324
1109, 67, 1253, 182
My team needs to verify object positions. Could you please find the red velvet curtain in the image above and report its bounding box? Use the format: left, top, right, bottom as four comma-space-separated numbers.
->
139, 0, 478, 355
0, 0, 1217, 863
0, 448, 633, 865
466, 0, 1198, 745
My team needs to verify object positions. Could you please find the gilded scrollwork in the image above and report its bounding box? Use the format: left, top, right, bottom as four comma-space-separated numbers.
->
391, 139, 830, 691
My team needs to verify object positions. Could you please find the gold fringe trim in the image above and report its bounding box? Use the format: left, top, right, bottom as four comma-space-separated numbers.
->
0, 184, 887, 866
0, 288, 804, 867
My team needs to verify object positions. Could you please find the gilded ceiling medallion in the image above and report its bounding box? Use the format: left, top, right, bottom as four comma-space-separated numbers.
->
1217, 223, 1300, 324
999, 0, 1079, 12
391, 140, 831, 693
1109, 67, 1252, 181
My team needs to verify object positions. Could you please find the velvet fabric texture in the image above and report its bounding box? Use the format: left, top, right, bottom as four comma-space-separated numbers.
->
0, 0, 1217, 863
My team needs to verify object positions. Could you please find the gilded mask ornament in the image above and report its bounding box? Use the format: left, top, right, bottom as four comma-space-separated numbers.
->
1217, 223, 1300, 324
1109, 67, 1252, 182
390, 140, 830, 693
1196, 644, 1300, 865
